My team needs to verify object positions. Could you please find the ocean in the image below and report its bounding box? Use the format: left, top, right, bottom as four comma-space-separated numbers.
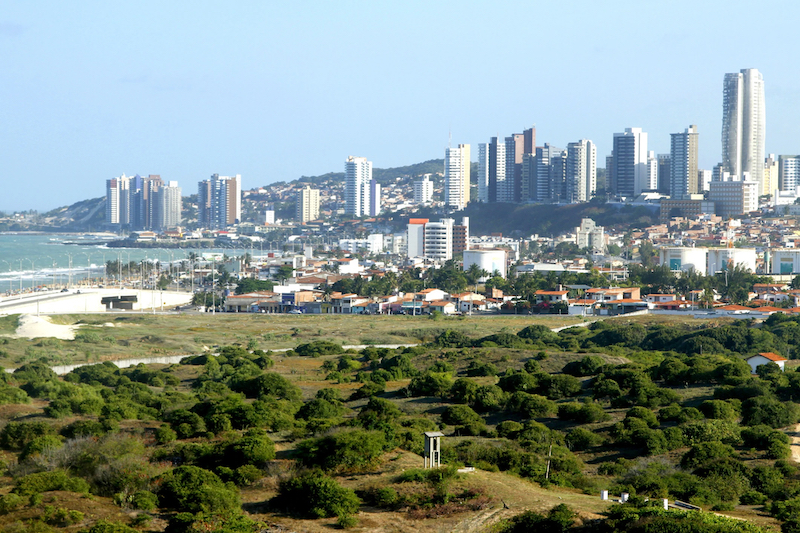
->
0, 233, 194, 294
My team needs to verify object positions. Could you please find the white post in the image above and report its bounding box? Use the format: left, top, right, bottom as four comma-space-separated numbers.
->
601, 490, 608, 501
621, 493, 629, 503
663, 499, 669, 510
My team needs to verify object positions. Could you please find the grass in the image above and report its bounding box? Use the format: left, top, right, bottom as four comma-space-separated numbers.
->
0, 313, 581, 368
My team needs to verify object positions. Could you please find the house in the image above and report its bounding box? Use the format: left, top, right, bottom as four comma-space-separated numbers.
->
534, 290, 569, 304
586, 287, 641, 302
645, 294, 677, 304
428, 300, 457, 315
746, 352, 787, 373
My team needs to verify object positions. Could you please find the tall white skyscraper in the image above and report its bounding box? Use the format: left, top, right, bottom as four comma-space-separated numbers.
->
414, 174, 434, 204
156, 181, 182, 230
296, 185, 320, 223
722, 68, 766, 184
669, 125, 699, 199
444, 143, 471, 210
345, 156, 372, 217
565, 140, 596, 203
611, 127, 649, 196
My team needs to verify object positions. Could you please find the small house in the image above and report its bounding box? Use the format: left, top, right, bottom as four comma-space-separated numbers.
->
746, 352, 787, 374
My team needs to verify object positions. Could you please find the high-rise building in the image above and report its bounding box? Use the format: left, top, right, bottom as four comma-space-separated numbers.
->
698, 169, 713, 192
345, 156, 372, 217
155, 181, 182, 230
612, 127, 649, 197
764, 154, 779, 198
406, 217, 469, 260
657, 154, 671, 194
444, 143, 471, 210
368, 179, 381, 217
106, 175, 127, 227
414, 174, 434, 205
576, 218, 606, 253
198, 174, 241, 229
779, 155, 800, 193
296, 185, 320, 223
565, 140, 597, 203
709, 179, 759, 217
525, 143, 565, 203
478, 127, 533, 203
722, 69, 766, 184
669, 125, 700, 199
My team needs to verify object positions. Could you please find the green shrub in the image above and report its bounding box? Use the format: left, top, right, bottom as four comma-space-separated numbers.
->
155, 425, 177, 444
0, 420, 56, 450
442, 404, 483, 426
19, 435, 63, 461
13, 470, 90, 496
155, 465, 240, 514
130, 490, 158, 511
297, 429, 387, 472
273, 470, 360, 518
295, 341, 344, 357
565, 428, 602, 451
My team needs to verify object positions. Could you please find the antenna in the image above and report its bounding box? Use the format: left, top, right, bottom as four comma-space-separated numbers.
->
448, 128, 452, 149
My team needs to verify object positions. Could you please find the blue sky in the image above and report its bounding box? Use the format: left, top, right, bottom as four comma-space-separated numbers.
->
1, 1, 798, 211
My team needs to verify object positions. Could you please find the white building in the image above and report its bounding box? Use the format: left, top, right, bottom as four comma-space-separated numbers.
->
659, 247, 708, 274
445, 144, 471, 210
576, 218, 605, 253
708, 179, 759, 217
407, 219, 427, 258
156, 181, 182, 230
722, 68, 766, 184
477, 138, 506, 202
345, 156, 372, 217
296, 186, 320, 223
566, 140, 596, 203
698, 169, 713, 192
423, 218, 454, 260
463, 249, 507, 279
770, 249, 800, 275
779, 155, 800, 193
707, 248, 757, 276
368, 179, 381, 217
414, 174, 434, 205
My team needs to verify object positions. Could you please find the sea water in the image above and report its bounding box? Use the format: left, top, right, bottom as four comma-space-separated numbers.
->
0, 233, 193, 294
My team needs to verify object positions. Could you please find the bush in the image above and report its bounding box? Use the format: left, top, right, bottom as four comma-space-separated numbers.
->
507, 392, 556, 418
13, 470, 90, 496
297, 429, 387, 472
0, 421, 56, 450
223, 428, 276, 468
295, 341, 344, 357
156, 465, 240, 514
565, 428, 602, 451
442, 405, 483, 426
273, 470, 360, 518
130, 490, 158, 511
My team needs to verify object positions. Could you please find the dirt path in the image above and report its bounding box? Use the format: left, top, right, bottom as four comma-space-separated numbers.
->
790, 423, 800, 463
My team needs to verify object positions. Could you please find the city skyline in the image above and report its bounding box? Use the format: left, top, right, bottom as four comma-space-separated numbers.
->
3, 2, 800, 211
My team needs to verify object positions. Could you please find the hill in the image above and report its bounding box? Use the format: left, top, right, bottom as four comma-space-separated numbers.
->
297, 159, 444, 187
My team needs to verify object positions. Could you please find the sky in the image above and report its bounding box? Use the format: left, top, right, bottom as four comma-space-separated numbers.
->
2, 0, 799, 211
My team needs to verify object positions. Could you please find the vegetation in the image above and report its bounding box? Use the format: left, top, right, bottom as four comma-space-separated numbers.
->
0, 312, 798, 531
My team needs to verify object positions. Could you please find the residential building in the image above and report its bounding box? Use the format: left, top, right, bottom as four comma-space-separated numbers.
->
198, 174, 241, 229
657, 154, 671, 194
566, 139, 596, 203
669, 125, 699, 199
525, 143, 566, 203
345, 156, 372, 217
576, 218, 606, 253
478, 127, 533, 203
296, 185, 320, 223
764, 154, 779, 198
444, 143, 471, 210
423, 218, 454, 260
414, 174, 434, 204
722, 68, 766, 184
611, 127, 650, 197
155, 181, 182, 230
368, 179, 381, 216
698, 169, 713, 192
106, 175, 127, 227
406, 217, 469, 260
708, 179, 759, 217
478, 137, 506, 203
779, 155, 800, 193
659, 198, 715, 222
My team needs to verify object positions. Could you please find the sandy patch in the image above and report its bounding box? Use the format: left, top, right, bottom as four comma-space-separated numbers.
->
13, 314, 80, 340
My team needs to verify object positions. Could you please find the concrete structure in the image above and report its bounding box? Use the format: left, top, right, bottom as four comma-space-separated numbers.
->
722, 68, 766, 184
368, 179, 381, 217
345, 156, 372, 217
659, 247, 709, 274
669, 125, 699, 199
463, 249, 507, 279
612, 127, 650, 196
764, 154, 779, 198
659, 197, 715, 222
414, 174, 434, 205
779, 155, 800, 193
406, 218, 427, 258
576, 218, 606, 253
423, 218, 454, 260
156, 181, 182, 230
698, 169, 713, 192
657, 154, 671, 194
566, 140, 597, 202
707, 248, 757, 275
770, 249, 800, 275
478, 137, 506, 203
445, 144, 471, 210
708, 179, 759, 217
295, 186, 320, 223
423, 431, 444, 468
198, 174, 241, 229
